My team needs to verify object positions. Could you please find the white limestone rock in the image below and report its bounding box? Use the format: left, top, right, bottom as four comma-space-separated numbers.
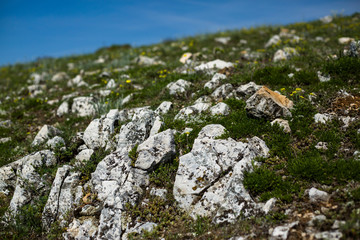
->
8, 151, 56, 215
118, 106, 151, 122
106, 79, 117, 89
149, 116, 163, 137
46, 136, 66, 150
314, 113, 333, 124
338, 37, 355, 44
122, 222, 157, 240
195, 59, 234, 71
246, 86, 293, 120
63, 217, 98, 240
135, 55, 163, 66
173, 125, 269, 223
271, 119, 291, 133
28, 84, 46, 97
0, 137, 11, 144
320, 15, 333, 24
211, 83, 235, 100
166, 79, 192, 96
0, 120, 12, 128
0, 161, 20, 195
204, 73, 226, 90
174, 102, 211, 121
273, 47, 298, 62
215, 37, 231, 44
210, 102, 230, 116
122, 93, 134, 105
71, 97, 96, 117
308, 214, 327, 227
75, 149, 94, 166
270, 221, 298, 240
32, 125, 62, 147
236, 82, 262, 99
42, 165, 81, 230
67, 75, 88, 88
262, 197, 277, 214
135, 129, 176, 171
150, 188, 167, 200
155, 101, 173, 115
83, 109, 119, 150
265, 35, 281, 48
315, 142, 328, 151
314, 230, 343, 240
309, 187, 330, 203
51, 72, 69, 82
317, 71, 331, 82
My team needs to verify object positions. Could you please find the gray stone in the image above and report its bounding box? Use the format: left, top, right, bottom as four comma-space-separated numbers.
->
204, 73, 226, 90
99, 89, 111, 97
314, 113, 332, 124
314, 230, 343, 240
195, 59, 234, 71
0, 137, 11, 144
106, 79, 117, 89
211, 84, 235, 101
67, 75, 88, 88
135, 55, 163, 66
265, 35, 281, 48
166, 79, 192, 96
270, 221, 298, 240
273, 47, 298, 62
28, 84, 46, 97
122, 222, 157, 240
150, 188, 167, 200
51, 72, 69, 82
122, 93, 134, 105
173, 125, 269, 223
83, 109, 119, 149
135, 129, 176, 171
46, 136, 66, 150
215, 37, 231, 44
8, 151, 56, 215
149, 116, 163, 137
0, 120, 12, 128
75, 149, 94, 166
236, 82, 262, 99
271, 119, 291, 133
315, 142, 328, 151
71, 97, 96, 117
63, 217, 98, 240
308, 214, 327, 227
155, 101, 173, 115
210, 102, 230, 116
309, 187, 330, 203
174, 102, 211, 121
31, 125, 62, 147
262, 197, 277, 214
245, 86, 293, 120
331, 220, 346, 229
42, 165, 81, 230
0, 161, 20, 195
194, 95, 212, 104
317, 71, 331, 82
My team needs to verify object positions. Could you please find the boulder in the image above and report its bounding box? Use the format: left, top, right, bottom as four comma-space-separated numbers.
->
236, 82, 262, 99
265, 35, 281, 48
135, 55, 163, 66
149, 116, 163, 136
314, 113, 332, 124
173, 124, 269, 223
270, 221, 298, 240
75, 149, 94, 166
105, 79, 117, 89
155, 101, 173, 115
211, 83, 235, 101
46, 136, 66, 150
338, 37, 355, 44
166, 79, 192, 96
63, 217, 98, 240
28, 84, 46, 97
71, 97, 96, 117
245, 86, 293, 120
215, 37, 231, 45
42, 165, 81, 230
210, 102, 230, 116
135, 129, 176, 171
204, 73, 226, 90
83, 109, 119, 149
271, 119, 291, 133
273, 47, 298, 62
51, 72, 69, 82
174, 102, 211, 121
31, 125, 62, 147
309, 187, 330, 203
195, 59, 234, 71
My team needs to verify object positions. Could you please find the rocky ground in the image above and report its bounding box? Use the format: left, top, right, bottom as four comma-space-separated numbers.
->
0, 13, 359, 240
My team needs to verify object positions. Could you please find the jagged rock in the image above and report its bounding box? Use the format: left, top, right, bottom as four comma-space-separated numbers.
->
317, 71, 331, 82
309, 187, 330, 203
314, 113, 332, 124
122, 93, 134, 105
204, 73, 226, 90
308, 214, 327, 226
236, 82, 262, 99
0, 161, 20, 195
8, 150, 56, 215
99, 89, 111, 97
83, 109, 119, 149
211, 83, 235, 100
347, 40, 360, 57
179, 52, 192, 64
195, 59, 234, 71
271, 119, 291, 133
135, 129, 176, 171
67, 75, 88, 87
320, 15, 333, 23
166, 79, 192, 96
51, 72, 69, 82
338, 37, 354, 44
246, 86, 293, 120
122, 222, 158, 240
262, 198, 277, 214
332, 220, 346, 229
210, 102, 230, 116
150, 188, 167, 200
314, 230, 343, 240
155, 101, 173, 115
215, 36, 231, 44
195, 95, 212, 104
30, 72, 48, 85
42, 165, 81, 230
46, 136, 66, 150
265, 35, 281, 48
71, 97, 96, 117
273, 47, 298, 62
0, 120, 12, 128
118, 106, 150, 122
28, 84, 46, 97
174, 102, 211, 121
117, 108, 156, 152
269, 221, 298, 240
174, 124, 269, 223
31, 125, 62, 147
135, 55, 163, 66
75, 149, 94, 166
63, 217, 98, 240
106, 79, 117, 89
0, 137, 11, 143
149, 116, 163, 136
91, 150, 149, 239
315, 142, 328, 150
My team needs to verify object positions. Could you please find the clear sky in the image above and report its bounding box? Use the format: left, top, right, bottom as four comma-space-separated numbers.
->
1, 0, 359, 66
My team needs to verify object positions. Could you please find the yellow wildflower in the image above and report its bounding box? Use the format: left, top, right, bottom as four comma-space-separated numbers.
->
292, 91, 297, 94
280, 88, 286, 91
310, 92, 315, 96
295, 88, 302, 91
126, 79, 131, 83
300, 96, 304, 99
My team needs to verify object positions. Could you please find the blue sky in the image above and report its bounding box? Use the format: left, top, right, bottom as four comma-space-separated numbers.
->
1, 0, 359, 66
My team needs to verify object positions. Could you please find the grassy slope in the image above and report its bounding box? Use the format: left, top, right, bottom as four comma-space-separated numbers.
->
0, 13, 359, 239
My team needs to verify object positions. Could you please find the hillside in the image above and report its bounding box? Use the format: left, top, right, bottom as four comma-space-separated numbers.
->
0, 13, 360, 240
